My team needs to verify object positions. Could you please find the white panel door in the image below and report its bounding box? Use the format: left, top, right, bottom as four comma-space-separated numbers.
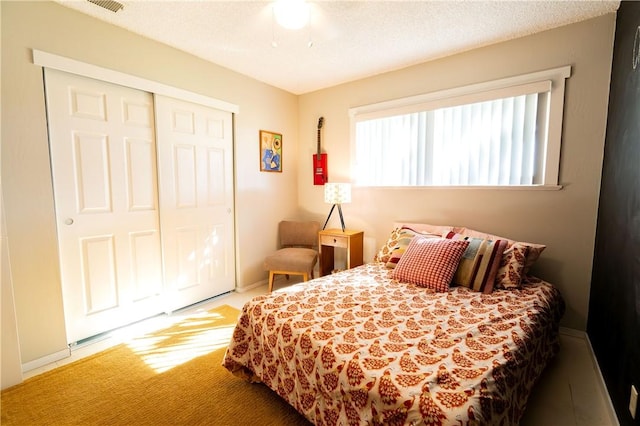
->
155, 95, 235, 311
45, 69, 164, 344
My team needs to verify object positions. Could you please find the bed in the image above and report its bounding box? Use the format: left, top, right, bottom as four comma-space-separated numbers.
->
223, 224, 565, 425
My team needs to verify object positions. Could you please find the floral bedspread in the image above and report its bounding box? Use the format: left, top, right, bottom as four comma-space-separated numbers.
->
222, 263, 564, 426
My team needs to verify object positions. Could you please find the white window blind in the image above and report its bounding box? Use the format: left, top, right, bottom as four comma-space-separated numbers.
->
350, 66, 570, 188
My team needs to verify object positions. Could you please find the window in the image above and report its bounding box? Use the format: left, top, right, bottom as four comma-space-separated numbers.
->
350, 66, 571, 188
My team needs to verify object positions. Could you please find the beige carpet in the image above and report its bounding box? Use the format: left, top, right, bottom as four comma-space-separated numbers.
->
1, 304, 311, 426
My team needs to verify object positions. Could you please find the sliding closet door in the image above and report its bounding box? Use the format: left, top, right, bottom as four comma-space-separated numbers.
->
154, 95, 235, 312
45, 69, 164, 344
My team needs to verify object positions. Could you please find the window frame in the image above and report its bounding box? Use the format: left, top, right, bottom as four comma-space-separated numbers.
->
349, 65, 571, 189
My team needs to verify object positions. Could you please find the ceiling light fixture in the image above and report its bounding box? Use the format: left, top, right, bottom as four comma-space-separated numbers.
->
273, 0, 310, 30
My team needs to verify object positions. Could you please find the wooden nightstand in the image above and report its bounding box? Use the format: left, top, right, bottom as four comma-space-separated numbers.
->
318, 229, 364, 277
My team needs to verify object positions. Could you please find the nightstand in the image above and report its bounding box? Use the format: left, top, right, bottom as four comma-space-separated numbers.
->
318, 229, 364, 276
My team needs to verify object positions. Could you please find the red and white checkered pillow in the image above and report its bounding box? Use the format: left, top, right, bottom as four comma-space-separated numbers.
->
392, 236, 469, 292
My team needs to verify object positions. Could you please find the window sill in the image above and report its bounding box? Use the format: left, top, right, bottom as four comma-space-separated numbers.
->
359, 184, 563, 191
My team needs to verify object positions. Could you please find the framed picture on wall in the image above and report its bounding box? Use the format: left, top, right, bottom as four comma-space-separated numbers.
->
259, 130, 282, 172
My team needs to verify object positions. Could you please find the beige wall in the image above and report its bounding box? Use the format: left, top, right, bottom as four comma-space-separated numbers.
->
2, 194, 23, 389
298, 14, 616, 331
1, 1, 298, 365
1, 0, 25, 389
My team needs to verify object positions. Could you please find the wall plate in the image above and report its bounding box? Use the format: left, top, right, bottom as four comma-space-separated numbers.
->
630, 384, 638, 420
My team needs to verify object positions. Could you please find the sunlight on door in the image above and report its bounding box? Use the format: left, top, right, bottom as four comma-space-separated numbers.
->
176, 228, 224, 289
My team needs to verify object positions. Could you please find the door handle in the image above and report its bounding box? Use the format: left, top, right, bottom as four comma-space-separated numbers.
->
64, 218, 74, 225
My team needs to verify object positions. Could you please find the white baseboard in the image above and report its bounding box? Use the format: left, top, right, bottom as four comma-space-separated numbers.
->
22, 348, 70, 373
235, 279, 268, 293
559, 326, 585, 338
560, 327, 620, 426
235, 274, 301, 293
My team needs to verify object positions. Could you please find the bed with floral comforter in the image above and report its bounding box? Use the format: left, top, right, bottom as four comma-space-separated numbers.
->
222, 262, 564, 426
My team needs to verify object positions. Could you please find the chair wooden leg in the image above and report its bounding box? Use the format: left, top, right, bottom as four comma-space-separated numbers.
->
268, 271, 275, 293
302, 272, 309, 282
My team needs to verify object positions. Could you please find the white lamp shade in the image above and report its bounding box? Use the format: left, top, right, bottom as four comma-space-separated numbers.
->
324, 183, 351, 204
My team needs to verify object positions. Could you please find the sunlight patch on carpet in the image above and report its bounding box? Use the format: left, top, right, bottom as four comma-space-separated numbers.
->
125, 310, 235, 373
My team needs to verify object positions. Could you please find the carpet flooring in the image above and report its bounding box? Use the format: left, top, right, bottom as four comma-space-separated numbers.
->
1, 304, 311, 426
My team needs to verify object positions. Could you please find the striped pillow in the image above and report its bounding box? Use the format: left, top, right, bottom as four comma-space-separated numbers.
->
444, 232, 507, 293
392, 236, 469, 292
454, 227, 545, 275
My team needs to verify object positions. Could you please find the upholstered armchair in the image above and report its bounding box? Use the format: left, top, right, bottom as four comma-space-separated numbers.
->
264, 220, 320, 292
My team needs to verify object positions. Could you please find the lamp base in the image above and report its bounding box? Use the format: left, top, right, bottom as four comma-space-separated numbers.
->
322, 204, 346, 232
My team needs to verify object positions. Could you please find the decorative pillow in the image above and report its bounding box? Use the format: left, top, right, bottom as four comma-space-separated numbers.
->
392, 236, 469, 292
455, 227, 546, 276
385, 228, 440, 269
522, 245, 545, 274
393, 222, 455, 237
444, 232, 508, 293
375, 226, 441, 264
374, 227, 404, 263
494, 243, 529, 289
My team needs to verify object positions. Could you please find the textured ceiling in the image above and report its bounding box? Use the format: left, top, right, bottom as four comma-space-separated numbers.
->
55, 0, 620, 94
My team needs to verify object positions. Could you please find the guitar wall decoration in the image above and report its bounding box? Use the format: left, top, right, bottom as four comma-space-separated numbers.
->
314, 117, 328, 185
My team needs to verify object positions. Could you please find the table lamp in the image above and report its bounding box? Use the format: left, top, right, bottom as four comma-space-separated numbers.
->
322, 182, 351, 231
